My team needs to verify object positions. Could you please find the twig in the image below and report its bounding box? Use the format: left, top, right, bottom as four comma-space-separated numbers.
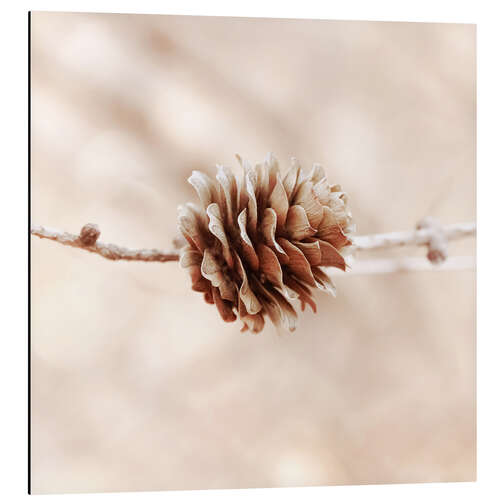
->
30, 221, 476, 270
330, 255, 475, 276
30, 224, 179, 262
353, 221, 476, 251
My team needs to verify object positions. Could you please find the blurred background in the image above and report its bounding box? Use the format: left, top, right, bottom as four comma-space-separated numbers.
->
30, 12, 475, 494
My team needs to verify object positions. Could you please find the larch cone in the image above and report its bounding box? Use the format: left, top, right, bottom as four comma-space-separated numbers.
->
177, 153, 355, 333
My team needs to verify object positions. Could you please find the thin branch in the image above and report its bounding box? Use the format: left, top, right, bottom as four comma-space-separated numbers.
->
30, 221, 476, 271
30, 224, 179, 262
353, 221, 476, 250
329, 255, 475, 276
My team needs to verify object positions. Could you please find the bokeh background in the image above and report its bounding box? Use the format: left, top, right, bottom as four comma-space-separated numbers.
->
30, 12, 476, 494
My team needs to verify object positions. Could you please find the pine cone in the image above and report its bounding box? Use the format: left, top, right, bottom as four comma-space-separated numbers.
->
177, 153, 354, 333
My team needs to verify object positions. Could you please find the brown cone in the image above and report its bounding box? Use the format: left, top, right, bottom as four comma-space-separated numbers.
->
177, 153, 355, 333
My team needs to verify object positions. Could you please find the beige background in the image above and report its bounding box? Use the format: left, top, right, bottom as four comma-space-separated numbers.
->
30, 12, 475, 494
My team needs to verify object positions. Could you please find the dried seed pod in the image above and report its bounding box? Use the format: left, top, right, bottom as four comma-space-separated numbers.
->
177, 153, 354, 333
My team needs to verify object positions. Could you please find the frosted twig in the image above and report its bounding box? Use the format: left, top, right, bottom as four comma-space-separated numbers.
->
30, 224, 179, 262
329, 255, 475, 276
353, 221, 476, 251
30, 221, 476, 270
